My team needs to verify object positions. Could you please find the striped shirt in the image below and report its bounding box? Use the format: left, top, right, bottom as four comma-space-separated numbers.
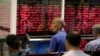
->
84, 37, 100, 51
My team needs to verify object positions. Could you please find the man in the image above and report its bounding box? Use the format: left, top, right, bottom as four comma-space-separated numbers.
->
49, 17, 67, 52
5, 34, 22, 56
17, 35, 30, 54
84, 24, 100, 51
63, 31, 90, 56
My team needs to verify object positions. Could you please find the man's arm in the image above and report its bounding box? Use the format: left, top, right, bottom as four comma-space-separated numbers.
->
84, 42, 96, 51
49, 36, 57, 53
84, 43, 91, 51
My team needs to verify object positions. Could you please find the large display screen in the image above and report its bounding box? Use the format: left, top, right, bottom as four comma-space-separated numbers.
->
17, 0, 61, 35
64, 0, 100, 34
64, 6, 100, 34
17, 0, 100, 35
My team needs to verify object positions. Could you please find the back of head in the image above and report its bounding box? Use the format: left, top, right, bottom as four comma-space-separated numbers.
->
92, 24, 100, 34
6, 34, 20, 50
66, 31, 81, 47
92, 24, 100, 38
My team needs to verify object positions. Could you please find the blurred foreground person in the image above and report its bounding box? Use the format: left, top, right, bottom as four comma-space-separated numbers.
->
5, 34, 22, 56
17, 35, 30, 54
49, 17, 67, 53
85, 24, 100, 51
63, 31, 90, 56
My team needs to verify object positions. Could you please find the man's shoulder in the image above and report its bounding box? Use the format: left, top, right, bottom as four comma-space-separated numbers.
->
62, 52, 69, 56
88, 39, 100, 46
84, 39, 100, 51
62, 52, 90, 56
52, 34, 60, 38
58, 31, 66, 35
54, 31, 66, 37
82, 53, 90, 56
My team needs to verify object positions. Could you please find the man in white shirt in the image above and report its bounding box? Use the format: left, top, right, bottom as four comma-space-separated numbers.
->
63, 31, 90, 56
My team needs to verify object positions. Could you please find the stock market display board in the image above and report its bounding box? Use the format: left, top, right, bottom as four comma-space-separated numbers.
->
17, 0, 100, 35
17, 0, 61, 34
64, 0, 100, 34
64, 6, 100, 34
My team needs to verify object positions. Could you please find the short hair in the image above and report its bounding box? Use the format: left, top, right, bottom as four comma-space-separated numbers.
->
66, 31, 81, 47
17, 35, 28, 49
92, 24, 100, 34
5, 34, 20, 49
54, 17, 65, 27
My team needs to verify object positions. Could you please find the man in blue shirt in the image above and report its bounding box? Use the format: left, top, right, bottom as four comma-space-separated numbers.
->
49, 17, 67, 53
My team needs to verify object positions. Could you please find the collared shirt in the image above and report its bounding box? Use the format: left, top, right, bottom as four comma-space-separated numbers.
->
84, 37, 100, 51
49, 30, 67, 52
62, 50, 90, 56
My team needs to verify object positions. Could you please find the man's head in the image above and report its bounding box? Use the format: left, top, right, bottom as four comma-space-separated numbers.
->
5, 34, 20, 50
51, 17, 64, 32
66, 31, 81, 50
92, 24, 100, 38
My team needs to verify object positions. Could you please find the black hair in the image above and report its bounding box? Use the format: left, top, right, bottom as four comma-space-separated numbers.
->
17, 35, 28, 49
66, 31, 81, 47
5, 34, 20, 49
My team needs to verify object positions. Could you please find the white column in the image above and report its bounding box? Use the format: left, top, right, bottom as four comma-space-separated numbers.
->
10, 0, 17, 34
61, 0, 65, 20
